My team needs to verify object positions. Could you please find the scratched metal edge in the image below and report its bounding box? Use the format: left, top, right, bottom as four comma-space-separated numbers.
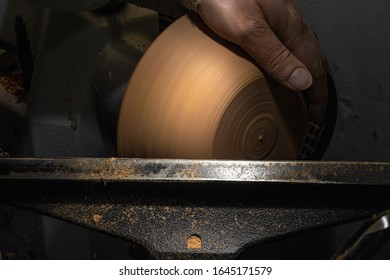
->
1, 158, 390, 185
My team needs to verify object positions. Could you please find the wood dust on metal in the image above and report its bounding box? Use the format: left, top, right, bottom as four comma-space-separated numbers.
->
117, 15, 308, 160
0, 71, 27, 104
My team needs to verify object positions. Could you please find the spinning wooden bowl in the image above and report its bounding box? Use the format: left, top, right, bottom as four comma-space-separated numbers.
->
117, 14, 308, 159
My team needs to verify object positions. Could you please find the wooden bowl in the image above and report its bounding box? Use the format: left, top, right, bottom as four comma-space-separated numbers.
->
117, 14, 308, 159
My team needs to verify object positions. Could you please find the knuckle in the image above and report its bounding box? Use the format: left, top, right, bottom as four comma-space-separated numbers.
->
233, 18, 259, 43
264, 48, 293, 78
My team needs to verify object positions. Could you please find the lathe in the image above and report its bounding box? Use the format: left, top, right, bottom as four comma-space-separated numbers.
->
0, 0, 389, 259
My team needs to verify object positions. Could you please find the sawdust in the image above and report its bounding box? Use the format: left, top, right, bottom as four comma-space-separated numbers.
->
109, 157, 116, 163
0, 71, 28, 103
69, 158, 136, 180
92, 214, 103, 224
187, 234, 202, 249
4, 251, 17, 260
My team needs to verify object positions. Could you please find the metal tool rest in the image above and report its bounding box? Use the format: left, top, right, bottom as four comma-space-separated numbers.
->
1, 158, 390, 259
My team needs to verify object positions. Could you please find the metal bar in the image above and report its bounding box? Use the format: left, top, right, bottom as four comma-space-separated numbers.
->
1, 158, 390, 185
1, 158, 390, 259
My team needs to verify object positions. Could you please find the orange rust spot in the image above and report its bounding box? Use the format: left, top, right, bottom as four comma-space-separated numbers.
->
187, 234, 202, 249
0, 71, 27, 103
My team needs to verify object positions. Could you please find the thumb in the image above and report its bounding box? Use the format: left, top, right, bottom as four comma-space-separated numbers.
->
234, 19, 313, 91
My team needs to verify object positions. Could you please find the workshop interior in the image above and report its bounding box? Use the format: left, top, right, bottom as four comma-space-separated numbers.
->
1, 0, 390, 259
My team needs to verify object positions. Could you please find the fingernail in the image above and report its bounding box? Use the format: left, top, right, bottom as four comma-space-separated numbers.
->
288, 68, 313, 91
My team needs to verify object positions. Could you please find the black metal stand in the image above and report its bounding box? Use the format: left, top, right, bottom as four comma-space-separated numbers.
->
1, 159, 390, 259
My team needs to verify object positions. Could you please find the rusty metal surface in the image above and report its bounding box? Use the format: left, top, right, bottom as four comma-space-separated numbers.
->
1, 158, 390, 184
1, 158, 390, 259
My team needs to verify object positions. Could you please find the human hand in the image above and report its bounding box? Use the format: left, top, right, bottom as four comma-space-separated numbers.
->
196, 0, 327, 123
